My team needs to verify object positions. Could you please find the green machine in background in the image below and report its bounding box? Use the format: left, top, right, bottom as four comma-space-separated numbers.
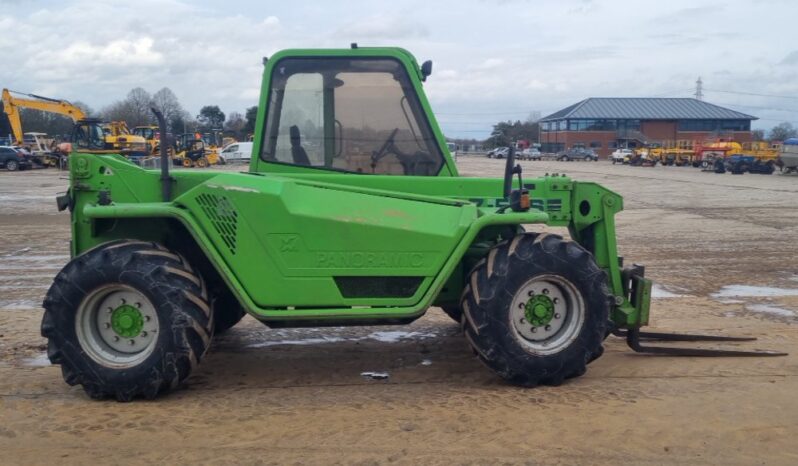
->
42, 45, 782, 401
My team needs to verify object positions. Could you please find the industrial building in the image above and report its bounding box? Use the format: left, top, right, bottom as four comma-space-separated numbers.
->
539, 98, 757, 157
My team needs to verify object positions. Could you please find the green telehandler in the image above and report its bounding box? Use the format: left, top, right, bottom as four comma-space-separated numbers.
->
42, 46, 782, 401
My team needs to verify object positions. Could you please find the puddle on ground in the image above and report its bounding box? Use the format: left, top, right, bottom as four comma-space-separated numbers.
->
0, 255, 69, 263
711, 285, 798, 298
247, 336, 347, 348
745, 303, 795, 317
0, 300, 41, 311
22, 353, 51, 367
651, 284, 690, 298
0, 285, 49, 290
367, 331, 436, 342
246, 330, 437, 349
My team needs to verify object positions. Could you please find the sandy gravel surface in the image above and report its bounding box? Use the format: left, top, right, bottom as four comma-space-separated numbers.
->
1, 159, 797, 465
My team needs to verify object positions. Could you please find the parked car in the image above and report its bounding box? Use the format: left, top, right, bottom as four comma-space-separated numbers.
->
610, 148, 634, 164
520, 148, 542, 160
557, 148, 598, 162
0, 146, 33, 171
487, 147, 509, 159
219, 142, 253, 163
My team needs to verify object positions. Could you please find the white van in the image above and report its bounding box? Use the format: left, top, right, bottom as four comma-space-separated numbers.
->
219, 142, 253, 163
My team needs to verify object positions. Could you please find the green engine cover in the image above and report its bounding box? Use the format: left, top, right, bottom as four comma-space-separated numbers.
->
178, 174, 474, 308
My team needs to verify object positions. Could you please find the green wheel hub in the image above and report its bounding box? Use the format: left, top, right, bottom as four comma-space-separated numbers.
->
525, 294, 555, 327
111, 305, 144, 338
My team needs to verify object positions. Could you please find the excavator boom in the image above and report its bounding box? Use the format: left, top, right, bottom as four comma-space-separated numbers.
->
2, 89, 86, 144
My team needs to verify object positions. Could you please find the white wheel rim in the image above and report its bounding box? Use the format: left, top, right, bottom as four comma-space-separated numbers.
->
75, 284, 160, 368
509, 274, 585, 355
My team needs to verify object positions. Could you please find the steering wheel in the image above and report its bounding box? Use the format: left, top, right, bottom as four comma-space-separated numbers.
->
371, 128, 400, 167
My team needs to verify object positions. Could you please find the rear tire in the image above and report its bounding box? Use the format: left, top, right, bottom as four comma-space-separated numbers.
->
41, 241, 213, 401
460, 233, 609, 387
6, 160, 19, 171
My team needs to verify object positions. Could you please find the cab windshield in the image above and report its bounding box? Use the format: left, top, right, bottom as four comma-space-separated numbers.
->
260, 57, 444, 175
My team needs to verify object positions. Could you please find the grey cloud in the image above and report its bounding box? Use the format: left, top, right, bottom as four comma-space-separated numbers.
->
0, 0, 795, 138
780, 51, 798, 65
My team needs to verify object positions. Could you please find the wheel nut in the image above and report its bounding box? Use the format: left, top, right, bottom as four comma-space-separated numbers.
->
553, 298, 559, 304
104, 323, 111, 329
129, 339, 135, 346
107, 307, 113, 313
141, 331, 148, 337
135, 302, 141, 308
542, 289, 549, 295
527, 291, 534, 297
554, 313, 561, 319
531, 327, 537, 333
518, 303, 525, 309
113, 336, 119, 342
145, 316, 151, 322
519, 318, 525, 324
545, 325, 551, 331
120, 298, 126, 304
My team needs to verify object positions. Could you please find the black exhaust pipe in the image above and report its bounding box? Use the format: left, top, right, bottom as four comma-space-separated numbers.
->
503, 145, 516, 199
150, 107, 171, 202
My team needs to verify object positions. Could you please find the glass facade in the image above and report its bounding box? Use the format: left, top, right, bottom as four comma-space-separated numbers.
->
678, 119, 750, 131
541, 118, 750, 132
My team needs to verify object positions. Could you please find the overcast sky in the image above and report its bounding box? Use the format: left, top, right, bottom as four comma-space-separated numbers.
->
1, 0, 796, 138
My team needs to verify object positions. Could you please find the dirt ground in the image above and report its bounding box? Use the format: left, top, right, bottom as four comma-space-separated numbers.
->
1, 158, 797, 465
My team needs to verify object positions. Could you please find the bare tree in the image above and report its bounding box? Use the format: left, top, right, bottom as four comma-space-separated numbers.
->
102, 88, 152, 127
768, 122, 797, 142
224, 111, 246, 137
126, 87, 152, 126
151, 88, 185, 132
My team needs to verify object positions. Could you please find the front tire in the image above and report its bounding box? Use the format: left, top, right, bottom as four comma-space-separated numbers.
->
460, 233, 609, 387
6, 160, 19, 171
41, 241, 213, 401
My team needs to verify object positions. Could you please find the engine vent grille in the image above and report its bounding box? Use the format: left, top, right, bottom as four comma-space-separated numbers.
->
196, 193, 238, 254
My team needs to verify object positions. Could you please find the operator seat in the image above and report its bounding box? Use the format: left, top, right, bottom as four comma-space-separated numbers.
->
289, 125, 310, 166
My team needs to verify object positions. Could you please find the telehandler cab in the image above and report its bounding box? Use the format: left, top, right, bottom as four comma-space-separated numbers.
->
43, 46, 783, 401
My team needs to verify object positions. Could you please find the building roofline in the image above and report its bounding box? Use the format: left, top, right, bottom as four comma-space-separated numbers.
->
539, 97, 757, 121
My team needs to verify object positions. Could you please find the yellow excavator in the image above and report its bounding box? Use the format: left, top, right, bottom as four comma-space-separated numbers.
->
1, 89, 148, 160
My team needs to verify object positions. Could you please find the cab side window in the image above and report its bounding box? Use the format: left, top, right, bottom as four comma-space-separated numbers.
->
260, 58, 444, 176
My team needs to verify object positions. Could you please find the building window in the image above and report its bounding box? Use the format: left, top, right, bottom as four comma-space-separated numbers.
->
608, 141, 618, 149
572, 142, 586, 149
618, 119, 641, 131
677, 119, 749, 132
590, 141, 602, 148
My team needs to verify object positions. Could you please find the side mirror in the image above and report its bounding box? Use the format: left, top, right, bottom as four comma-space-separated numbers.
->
421, 60, 433, 81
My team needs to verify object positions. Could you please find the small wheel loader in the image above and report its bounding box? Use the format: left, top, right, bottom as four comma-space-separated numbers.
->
43, 46, 783, 401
